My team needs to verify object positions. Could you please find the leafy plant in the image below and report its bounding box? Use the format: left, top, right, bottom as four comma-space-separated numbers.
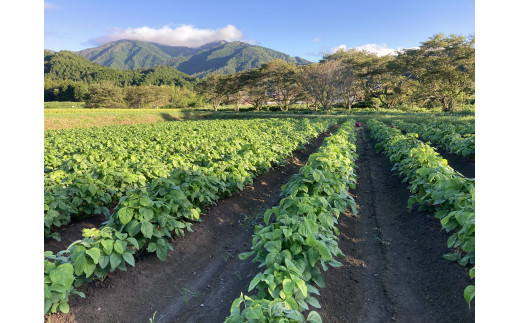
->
367, 119, 475, 305
226, 121, 358, 322
44, 118, 337, 314
44, 251, 85, 315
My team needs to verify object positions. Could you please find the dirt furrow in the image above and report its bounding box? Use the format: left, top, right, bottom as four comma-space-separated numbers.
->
46, 124, 339, 323
434, 146, 475, 178
317, 126, 474, 322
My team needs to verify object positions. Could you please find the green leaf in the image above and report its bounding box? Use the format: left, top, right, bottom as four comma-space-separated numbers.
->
147, 242, 157, 252
86, 247, 101, 264
114, 240, 125, 254
125, 220, 141, 237
122, 252, 135, 266
295, 279, 308, 298
88, 183, 98, 196
305, 234, 318, 247
264, 240, 282, 253
464, 285, 475, 306
139, 196, 152, 207
312, 170, 321, 182
230, 294, 244, 313
285, 297, 300, 311
286, 310, 305, 322
141, 221, 154, 239
101, 239, 113, 255
156, 245, 169, 261
264, 209, 273, 225
306, 296, 321, 309
139, 207, 154, 221
73, 254, 87, 276
127, 237, 140, 249
238, 251, 254, 260
307, 285, 320, 296
317, 242, 332, 261
59, 302, 70, 314
447, 234, 457, 248
110, 253, 122, 270
118, 207, 134, 225
307, 311, 322, 323
244, 308, 262, 320
283, 278, 294, 295
49, 263, 74, 288
99, 255, 109, 269
84, 261, 96, 278
248, 276, 262, 292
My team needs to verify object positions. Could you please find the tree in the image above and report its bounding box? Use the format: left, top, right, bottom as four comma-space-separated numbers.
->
86, 81, 126, 108
196, 74, 227, 111
358, 54, 399, 109
166, 85, 203, 108
124, 85, 169, 109
409, 33, 475, 111
240, 68, 270, 110
223, 73, 245, 112
322, 49, 375, 111
296, 61, 343, 110
262, 60, 302, 111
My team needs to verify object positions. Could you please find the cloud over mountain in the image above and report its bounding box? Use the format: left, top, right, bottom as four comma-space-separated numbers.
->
90, 24, 246, 48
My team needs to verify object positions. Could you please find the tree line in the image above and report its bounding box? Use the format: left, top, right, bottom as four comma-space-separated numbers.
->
197, 33, 474, 112
45, 33, 474, 112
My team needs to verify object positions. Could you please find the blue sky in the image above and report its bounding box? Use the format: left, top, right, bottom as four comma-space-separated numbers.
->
44, 0, 475, 61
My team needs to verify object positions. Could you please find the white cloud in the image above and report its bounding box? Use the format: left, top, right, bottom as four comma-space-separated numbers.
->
91, 24, 247, 48
331, 44, 348, 53
44, 2, 61, 10
331, 43, 398, 56
312, 37, 322, 43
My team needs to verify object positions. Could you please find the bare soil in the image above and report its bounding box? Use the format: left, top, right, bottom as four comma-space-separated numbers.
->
45, 125, 339, 323
45, 125, 475, 323
435, 147, 475, 178
316, 127, 475, 322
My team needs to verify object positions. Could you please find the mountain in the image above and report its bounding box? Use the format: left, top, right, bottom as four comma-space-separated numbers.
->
77, 40, 311, 77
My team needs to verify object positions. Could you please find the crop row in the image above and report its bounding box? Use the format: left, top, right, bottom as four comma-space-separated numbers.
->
44, 118, 336, 315
391, 119, 475, 159
225, 120, 358, 322
44, 118, 334, 239
367, 119, 475, 305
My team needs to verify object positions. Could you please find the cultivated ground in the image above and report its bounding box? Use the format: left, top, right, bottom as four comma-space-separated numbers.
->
44, 123, 475, 323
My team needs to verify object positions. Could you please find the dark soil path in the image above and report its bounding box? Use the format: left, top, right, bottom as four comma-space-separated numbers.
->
316, 127, 475, 323
397, 130, 475, 179
45, 125, 339, 323
435, 147, 475, 178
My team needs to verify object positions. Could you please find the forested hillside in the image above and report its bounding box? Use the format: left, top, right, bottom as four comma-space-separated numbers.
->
44, 50, 196, 101
77, 39, 310, 77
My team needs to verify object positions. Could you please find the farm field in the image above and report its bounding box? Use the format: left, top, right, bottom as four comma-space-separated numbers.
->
44, 105, 475, 131
44, 114, 475, 322
44, 108, 214, 130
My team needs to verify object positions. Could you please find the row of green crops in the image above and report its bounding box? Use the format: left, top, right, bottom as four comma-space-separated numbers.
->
44, 118, 337, 315
391, 119, 475, 159
367, 119, 475, 305
225, 120, 358, 322
45, 118, 335, 239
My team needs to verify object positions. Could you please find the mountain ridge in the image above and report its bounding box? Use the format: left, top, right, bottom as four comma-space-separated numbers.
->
75, 39, 310, 77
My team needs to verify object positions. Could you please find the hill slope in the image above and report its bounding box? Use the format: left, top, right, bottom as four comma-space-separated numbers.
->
44, 50, 196, 86
77, 40, 310, 77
